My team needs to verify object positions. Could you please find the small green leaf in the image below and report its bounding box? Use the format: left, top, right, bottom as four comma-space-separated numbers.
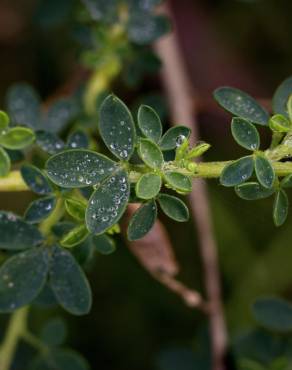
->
137, 105, 162, 142
252, 297, 292, 332
164, 171, 192, 193
0, 247, 49, 312
99, 95, 136, 160
273, 190, 288, 226
0, 211, 44, 250
49, 245, 92, 315
159, 126, 191, 151
158, 194, 189, 222
186, 142, 211, 159
235, 182, 274, 200
40, 317, 67, 347
21, 165, 53, 195
91, 234, 116, 255
0, 147, 10, 177
30, 349, 89, 370
0, 127, 35, 150
214, 87, 269, 125
46, 149, 117, 188
36, 130, 65, 154
127, 200, 157, 241
281, 174, 292, 188
220, 156, 254, 187
86, 169, 130, 234
0, 111, 9, 131
25, 196, 56, 224
231, 117, 260, 150
254, 154, 275, 189
67, 130, 89, 149
272, 76, 292, 117
136, 173, 161, 199
60, 224, 89, 248
269, 114, 292, 132
65, 199, 86, 221
138, 138, 163, 169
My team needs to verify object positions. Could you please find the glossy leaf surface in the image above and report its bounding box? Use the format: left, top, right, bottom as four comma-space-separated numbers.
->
235, 182, 274, 200
127, 200, 157, 240
254, 155, 275, 189
138, 138, 163, 169
158, 194, 189, 222
137, 104, 162, 142
159, 126, 191, 151
164, 171, 192, 193
136, 173, 161, 199
231, 117, 260, 150
220, 156, 254, 187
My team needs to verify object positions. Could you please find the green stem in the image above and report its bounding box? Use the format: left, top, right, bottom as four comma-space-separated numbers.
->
0, 307, 29, 370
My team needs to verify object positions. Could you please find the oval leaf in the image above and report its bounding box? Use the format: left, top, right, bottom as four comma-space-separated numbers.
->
136, 173, 161, 199
159, 126, 191, 151
65, 198, 86, 221
44, 99, 77, 134
21, 165, 53, 195
0, 212, 44, 250
86, 169, 130, 234
0, 247, 49, 312
269, 114, 292, 133
0, 111, 9, 131
49, 245, 92, 315
40, 317, 67, 347
164, 171, 192, 193
252, 297, 292, 332
36, 130, 65, 155
60, 224, 89, 248
46, 149, 117, 188
138, 138, 163, 169
127, 200, 157, 241
99, 95, 136, 160
67, 130, 89, 149
273, 190, 289, 226
91, 234, 116, 255
158, 194, 189, 222
272, 76, 292, 117
231, 117, 260, 150
0, 147, 10, 177
0, 127, 35, 150
214, 87, 269, 125
254, 155, 275, 189
220, 156, 254, 187
25, 196, 56, 224
137, 105, 162, 142
235, 182, 274, 200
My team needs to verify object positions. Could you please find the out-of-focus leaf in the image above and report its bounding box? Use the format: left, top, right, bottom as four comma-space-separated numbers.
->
40, 317, 67, 347
273, 190, 289, 226
0, 127, 35, 149
36, 131, 65, 154
21, 165, 53, 195
91, 234, 116, 255
67, 130, 89, 149
30, 349, 89, 370
0, 147, 10, 177
272, 76, 292, 117
25, 196, 56, 224
60, 224, 89, 248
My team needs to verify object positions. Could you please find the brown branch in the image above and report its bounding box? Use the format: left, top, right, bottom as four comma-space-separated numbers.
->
154, 3, 228, 370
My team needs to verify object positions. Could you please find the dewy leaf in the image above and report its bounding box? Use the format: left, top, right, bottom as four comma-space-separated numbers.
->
67, 130, 89, 149
65, 198, 86, 221
46, 149, 117, 188
281, 174, 292, 188
254, 154, 275, 189
6, 83, 42, 130
235, 182, 275, 200
273, 190, 289, 226
158, 194, 189, 222
272, 76, 292, 117
0, 127, 35, 150
127, 200, 157, 241
269, 114, 292, 133
0, 247, 49, 312
43, 99, 77, 134
86, 169, 130, 234
25, 196, 56, 224
137, 105, 162, 143
60, 224, 89, 248
231, 117, 260, 150
0, 212, 44, 250
91, 234, 116, 255
164, 171, 192, 193
30, 349, 89, 370
138, 138, 163, 169
0, 147, 10, 177
36, 130, 65, 155
220, 156, 254, 187
252, 297, 292, 332
159, 126, 191, 151
49, 245, 92, 315
21, 165, 53, 195
0, 111, 9, 131
136, 173, 161, 199
99, 95, 136, 160
214, 87, 269, 126
40, 317, 67, 347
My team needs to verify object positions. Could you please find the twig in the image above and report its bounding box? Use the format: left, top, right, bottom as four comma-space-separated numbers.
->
154, 3, 227, 370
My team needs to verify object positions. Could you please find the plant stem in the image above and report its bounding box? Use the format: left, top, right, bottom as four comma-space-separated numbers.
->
0, 307, 29, 370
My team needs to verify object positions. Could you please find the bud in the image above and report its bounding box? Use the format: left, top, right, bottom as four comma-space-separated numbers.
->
186, 142, 211, 159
